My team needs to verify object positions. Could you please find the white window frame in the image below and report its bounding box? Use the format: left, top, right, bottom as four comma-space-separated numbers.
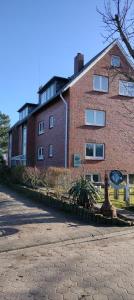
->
38, 121, 45, 135
48, 144, 53, 157
49, 115, 54, 129
85, 109, 105, 126
37, 147, 44, 160
93, 75, 108, 92
85, 143, 104, 160
111, 55, 120, 67
119, 80, 134, 97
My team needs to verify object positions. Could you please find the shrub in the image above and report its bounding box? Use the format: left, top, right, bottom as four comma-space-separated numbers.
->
45, 167, 72, 196
9, 166, 46, 189
22, 167, 46, 189
69, 176, 101, 209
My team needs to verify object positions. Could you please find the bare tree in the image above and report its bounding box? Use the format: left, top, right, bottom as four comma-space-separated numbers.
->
97, 1, 134, 155
97, 0, 134, 61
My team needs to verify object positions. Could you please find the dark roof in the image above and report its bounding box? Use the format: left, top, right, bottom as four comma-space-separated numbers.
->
18, 102, 38, 112
38, 76, 69, 94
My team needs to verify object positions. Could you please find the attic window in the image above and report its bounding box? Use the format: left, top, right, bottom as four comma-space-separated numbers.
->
19, 107, 29, 120
111, 55, 120, 67
40, 84, 56, 104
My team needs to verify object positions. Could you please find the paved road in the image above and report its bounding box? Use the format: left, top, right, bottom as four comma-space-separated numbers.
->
0, 185, 134, 300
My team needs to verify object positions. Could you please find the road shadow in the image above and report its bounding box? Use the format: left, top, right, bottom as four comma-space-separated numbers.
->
0, 227, 19, 237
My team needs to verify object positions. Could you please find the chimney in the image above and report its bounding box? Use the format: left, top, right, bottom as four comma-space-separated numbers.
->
74, 53, 84, 74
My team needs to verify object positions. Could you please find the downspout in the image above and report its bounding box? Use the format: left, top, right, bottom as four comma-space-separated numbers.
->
60, 93, 68, 168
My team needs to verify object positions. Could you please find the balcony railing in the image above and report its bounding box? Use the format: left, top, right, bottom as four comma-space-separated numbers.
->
11, 155, 26, 166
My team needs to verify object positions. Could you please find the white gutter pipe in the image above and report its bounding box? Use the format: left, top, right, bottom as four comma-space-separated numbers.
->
60, 93, 68, 168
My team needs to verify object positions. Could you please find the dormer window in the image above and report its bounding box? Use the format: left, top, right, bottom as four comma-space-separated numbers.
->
111, 55, 120, 67
40, 84, 56, 104
18, 103, 37, 121
19, 107, 28, 120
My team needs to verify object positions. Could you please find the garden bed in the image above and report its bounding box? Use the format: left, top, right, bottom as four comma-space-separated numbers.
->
7, 183, 134, 227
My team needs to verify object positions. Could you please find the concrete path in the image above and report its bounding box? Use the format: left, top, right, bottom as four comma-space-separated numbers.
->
0, 185, 134, 300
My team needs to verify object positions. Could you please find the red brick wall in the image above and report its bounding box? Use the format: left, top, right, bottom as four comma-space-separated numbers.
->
34, 98, 68, 168
68, 44, 134, 181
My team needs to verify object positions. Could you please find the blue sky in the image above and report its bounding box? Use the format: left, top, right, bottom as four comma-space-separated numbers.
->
0, 0, 110, 125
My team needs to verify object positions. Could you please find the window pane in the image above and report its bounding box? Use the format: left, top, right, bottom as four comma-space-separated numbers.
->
93, 75, 100, 90
96, 111, 105, 126
86, 110, 94, 124
95, 144, 103, 157
101, 77, 108, 92
49, 116, 54, 128
128, 82, 134, 96
93, 174, 99, 182
120, 81, 128, 96
86, 144, 94, 157
111, 56, 120, 67
119, 80, 134, 97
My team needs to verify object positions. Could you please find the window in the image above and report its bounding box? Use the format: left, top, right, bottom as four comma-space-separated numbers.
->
48, 144, 53, 157
85, 109, 105, 126
119, 80, 134, 97
85, 174, 101, 183
40, 84, 56, 104
93, 75, 108, 92
111, 55, 120, 67
22, 126, 27, 157
37, 147, 44, 160
49, 115, 54, 128
19, 107, 29, 120
38, 121, 45, 135
85, 143, 104, 160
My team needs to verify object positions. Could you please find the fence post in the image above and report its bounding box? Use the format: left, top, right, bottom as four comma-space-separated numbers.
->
124, 174, 130, 204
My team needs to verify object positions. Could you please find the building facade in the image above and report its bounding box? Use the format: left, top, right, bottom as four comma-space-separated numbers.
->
9, 41, 134, 183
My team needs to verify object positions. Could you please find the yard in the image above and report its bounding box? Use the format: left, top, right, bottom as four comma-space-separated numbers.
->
97, 186, 134, 209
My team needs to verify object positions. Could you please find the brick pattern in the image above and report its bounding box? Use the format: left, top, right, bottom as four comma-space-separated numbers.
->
68, 44, 134, 180
10, 44, 134, 180
34, 99, 68, 168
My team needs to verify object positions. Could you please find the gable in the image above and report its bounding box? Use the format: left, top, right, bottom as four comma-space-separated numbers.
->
63, 41, 134, 91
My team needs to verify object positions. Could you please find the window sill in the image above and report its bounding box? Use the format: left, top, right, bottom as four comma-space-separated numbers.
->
85, 157, 104, 160
93, 89, 108, 93
37, 157, 44, 161
38, 131, 45, 135
119, 93, 134, 98
85, 123, 105, 127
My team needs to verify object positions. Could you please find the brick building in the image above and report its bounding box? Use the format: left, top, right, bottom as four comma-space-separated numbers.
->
9, 40, 134, 183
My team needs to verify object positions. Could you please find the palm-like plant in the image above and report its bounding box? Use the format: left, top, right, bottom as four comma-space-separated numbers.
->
69, 176, 101, 209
